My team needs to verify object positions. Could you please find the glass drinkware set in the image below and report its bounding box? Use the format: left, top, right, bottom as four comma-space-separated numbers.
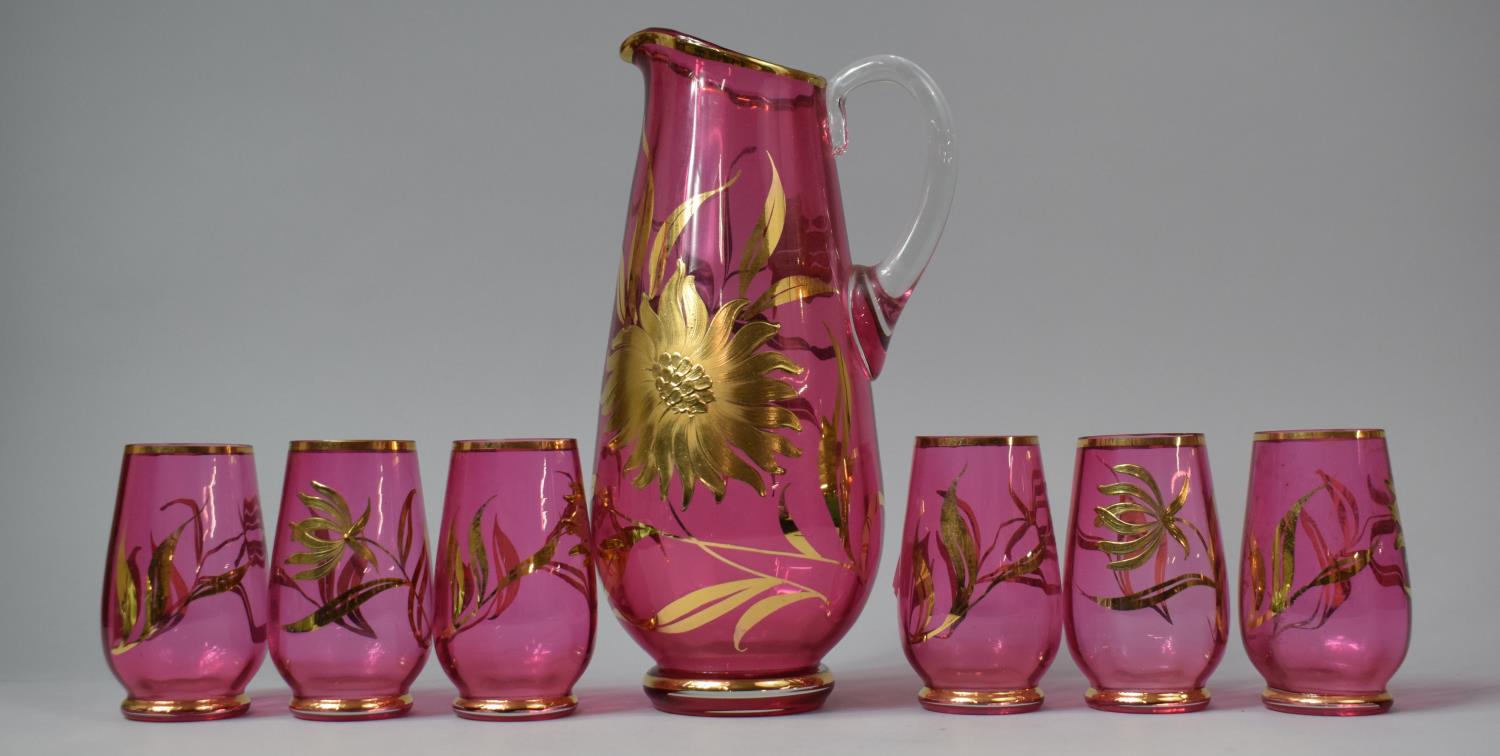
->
894, 430, 1410, 716
104, 439, 592, 722
101, 28, 1412, 723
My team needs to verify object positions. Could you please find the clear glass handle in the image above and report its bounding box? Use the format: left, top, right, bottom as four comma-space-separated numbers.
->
829, 55, 956, 379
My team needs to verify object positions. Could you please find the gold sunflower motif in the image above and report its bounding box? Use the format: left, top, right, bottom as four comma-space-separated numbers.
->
604, 262, 803, 506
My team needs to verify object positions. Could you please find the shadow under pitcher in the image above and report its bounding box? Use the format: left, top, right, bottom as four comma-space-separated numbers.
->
591, 29, 957, 716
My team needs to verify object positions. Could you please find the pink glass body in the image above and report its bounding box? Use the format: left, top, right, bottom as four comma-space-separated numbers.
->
434, 441, 596, 720
1240, 430, 1410, 715
895, 438, 1062, 714
268, 443, 431, 719
1063, 436, 1229, 713
101, 445, 267, 721
591, 33, 883, 710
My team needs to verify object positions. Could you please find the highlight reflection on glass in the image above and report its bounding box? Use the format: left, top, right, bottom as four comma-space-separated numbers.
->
1063, 434, 1228, 713
1240, 429, 1410, 715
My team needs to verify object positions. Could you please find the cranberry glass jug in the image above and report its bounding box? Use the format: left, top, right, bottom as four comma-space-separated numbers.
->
592, 29, 956, 716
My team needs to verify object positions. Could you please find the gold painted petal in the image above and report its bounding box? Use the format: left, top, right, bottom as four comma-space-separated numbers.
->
740, 405, 802, 432
701, 301, 744, 360
1111, 464, 1165, 504
1097, 483, 1156, 509
1094, 504, 1153, 535
725, 352, 805, 381
723, 321, 781, 362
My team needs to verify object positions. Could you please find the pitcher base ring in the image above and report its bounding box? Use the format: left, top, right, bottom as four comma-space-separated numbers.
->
452, 694, 577, 721
919, 686, 1043, 714
1086, 687, 1210, 714
121, 694, 250, 721
1262, 688, 1392, 716
643, 665, 833, 716
289, 694, 412, 721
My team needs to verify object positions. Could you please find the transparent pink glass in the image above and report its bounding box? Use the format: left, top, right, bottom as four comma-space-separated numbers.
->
1064, 434, 1229, 713
268, 440, 431, 720
592, 29, 956, 716
102, 444, 267, 721
1240, 429, 1410, 715
434, 440, 596, 721
895, 437, 1062, 714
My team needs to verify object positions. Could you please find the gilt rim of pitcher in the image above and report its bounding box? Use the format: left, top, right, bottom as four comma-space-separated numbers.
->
620, 28, 827, 89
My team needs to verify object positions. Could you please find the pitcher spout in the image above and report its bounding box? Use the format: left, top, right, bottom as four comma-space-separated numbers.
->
620, 28, 827, 88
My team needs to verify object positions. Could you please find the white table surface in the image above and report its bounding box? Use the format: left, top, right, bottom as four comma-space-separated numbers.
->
7, 664, 1495, 756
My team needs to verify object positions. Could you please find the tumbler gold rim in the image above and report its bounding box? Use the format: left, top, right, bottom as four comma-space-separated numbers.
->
452, 438, 577, 452
1078, 433, 1204, 449
1253, 429, 1385, 442
288, 440, 415, 452
124, 443, 253, 456
916, 435, 1039, 448
620, 28, 826, 88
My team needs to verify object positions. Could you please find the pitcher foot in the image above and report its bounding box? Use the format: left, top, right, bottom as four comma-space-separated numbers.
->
643, 665, 833, 716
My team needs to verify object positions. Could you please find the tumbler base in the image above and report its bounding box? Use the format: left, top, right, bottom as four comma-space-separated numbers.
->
289, 694, 413, 721
120, 694, 250, 722
452, 694, 577, 721
1262, 688, 1392, 716
1086, 687, 1210, 714
918, 686, 1043, 714
643, 665, 833, 716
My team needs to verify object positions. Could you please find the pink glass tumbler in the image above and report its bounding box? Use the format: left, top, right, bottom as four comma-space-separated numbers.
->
1064, 434, 1228, 713
896, 437, 1062, 714
102, 444, 268, 721
268, 440, 432, 720
1241, 429, 1410, 715
435, 439, 596, 721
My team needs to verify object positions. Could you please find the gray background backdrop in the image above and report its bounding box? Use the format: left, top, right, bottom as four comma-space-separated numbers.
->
2, 1, 1497, 752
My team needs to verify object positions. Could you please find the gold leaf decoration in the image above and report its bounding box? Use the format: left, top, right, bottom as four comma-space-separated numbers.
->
1092, 573, 1218, 611
743, 276, 834, 319
111, 496, 264, 655
283, 577, 406, 633
1093, 465, 1191, 572
908, 536, 935, 638
1248, 532, 1266, 612
937, 475, 979, 613
653, 577, 779, 635
286, 482, 372, 581
777, 487, 823, 561
645, 173, 741, 298
602, 263, 804, 507
737, 152, 785, 300
732, 591, 819, 651
1270, 484, 1321, 613
114, 541, 139, 641
144, 523, 187, 631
